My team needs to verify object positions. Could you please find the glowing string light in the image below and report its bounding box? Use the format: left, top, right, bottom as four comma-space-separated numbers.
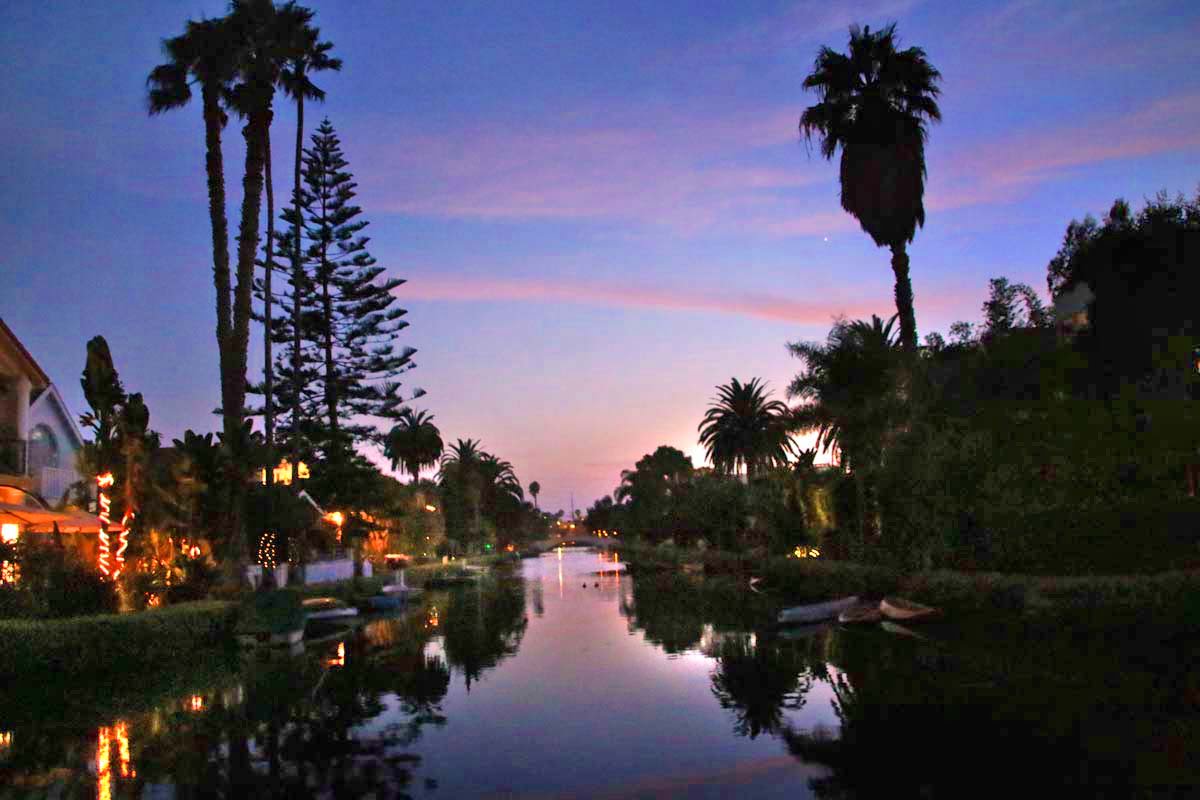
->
257, 531, 278, 569
97, 473, 114, 577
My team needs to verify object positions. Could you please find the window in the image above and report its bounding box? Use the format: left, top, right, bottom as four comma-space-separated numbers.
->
28, 424, 58, 471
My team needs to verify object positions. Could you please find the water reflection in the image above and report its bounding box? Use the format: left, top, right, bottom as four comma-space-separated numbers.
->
707, 631, 813, 740
4, 554, 1199, 797
0, 571, 528, 797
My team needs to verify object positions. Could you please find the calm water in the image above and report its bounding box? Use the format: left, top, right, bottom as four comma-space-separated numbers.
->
2, 549, 1198, 798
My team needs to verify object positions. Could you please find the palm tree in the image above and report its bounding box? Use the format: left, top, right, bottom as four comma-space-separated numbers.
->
788, 315, 906, 542
258, 2, 322, 447
147, 14, 246, 562
800, 24, 942, 351
277, 14, 340, 465
528, 481, 541, 509
384, 409, 444, 483
698, 377, 793, 479
224, 0, 288, 454
439, 439, 486, 544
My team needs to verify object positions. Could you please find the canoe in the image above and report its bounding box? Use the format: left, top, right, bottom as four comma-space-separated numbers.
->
776, 622, 830, 641
879, 597, 939, 622
777, 596, 859, 625
880, 620, 929, 641
303, 597, 359, 621
366, 594, 405, 611
838, 603, 882, 625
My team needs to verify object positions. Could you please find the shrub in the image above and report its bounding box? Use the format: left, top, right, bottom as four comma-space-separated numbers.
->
0, 600, 237, 678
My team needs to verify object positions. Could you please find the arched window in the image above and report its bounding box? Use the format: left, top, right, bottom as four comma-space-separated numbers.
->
28, 424, 59, 471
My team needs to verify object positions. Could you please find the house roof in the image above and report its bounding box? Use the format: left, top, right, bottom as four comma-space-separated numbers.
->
0, 317, 51, 387
28, 383, 85, 450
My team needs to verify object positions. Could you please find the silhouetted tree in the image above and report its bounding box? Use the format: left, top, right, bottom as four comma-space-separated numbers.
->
698, 377, 793, 478
800, 24, 942, 351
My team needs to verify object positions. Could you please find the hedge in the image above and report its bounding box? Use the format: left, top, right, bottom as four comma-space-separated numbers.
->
0, 600, 238, 679
623, 544, 1200, 631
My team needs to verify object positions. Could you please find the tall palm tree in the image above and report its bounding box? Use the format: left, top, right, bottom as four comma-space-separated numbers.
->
788, 315, 906, 541
224, 0, 288, 452
258, 2, 320, 447
698, 377, 793, 479
800, 24, 942, 351
528, 481, 541, 509
384, 409, 444, 483
278, 14, 340, 466
147, 14, 246, 562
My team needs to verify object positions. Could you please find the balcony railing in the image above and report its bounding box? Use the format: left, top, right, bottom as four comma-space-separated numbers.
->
0, 438, 27, 477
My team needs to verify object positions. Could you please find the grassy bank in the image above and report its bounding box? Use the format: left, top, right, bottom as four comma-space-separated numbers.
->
0, 600, 238, 679
622, 544, 1200, 631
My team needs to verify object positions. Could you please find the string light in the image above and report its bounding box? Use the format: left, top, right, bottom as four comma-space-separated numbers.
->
97, 473, 114, 577
257, 531, 279, 569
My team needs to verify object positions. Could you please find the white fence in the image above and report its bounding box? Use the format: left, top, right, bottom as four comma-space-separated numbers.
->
302, 558, 371, 585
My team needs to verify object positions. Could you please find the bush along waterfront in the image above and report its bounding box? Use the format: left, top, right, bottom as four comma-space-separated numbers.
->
595, 189, 1200, 627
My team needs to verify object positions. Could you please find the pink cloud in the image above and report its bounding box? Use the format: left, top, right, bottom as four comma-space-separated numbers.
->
344, 104, 829, 236
928, 92, 1200, 212
401, 274, 968, 326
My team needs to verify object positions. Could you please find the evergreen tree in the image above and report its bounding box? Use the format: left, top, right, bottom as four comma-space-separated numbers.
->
259, 118, 421, 465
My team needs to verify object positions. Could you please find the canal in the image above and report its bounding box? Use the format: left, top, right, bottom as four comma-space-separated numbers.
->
1, 548, 1197, 797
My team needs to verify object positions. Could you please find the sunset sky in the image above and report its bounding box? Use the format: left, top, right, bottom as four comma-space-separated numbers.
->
3, 0, 1199, 512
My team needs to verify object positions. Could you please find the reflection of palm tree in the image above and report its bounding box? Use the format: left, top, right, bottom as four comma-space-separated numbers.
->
698, 378, 793, 478
709, 634, 813, 739
800, 23, 942, 351
441, 575, 528, 690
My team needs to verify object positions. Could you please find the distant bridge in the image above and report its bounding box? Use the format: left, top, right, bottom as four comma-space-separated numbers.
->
529, 534, 619, 552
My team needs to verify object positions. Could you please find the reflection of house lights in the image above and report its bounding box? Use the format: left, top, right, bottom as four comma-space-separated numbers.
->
189, 545, 201, 559
0, 730, 11, 755
97, 721, 133, 800
424, 504, 437, 512
427, 606, 440, 628
327, 641, 346, 668
190, 695, 204, 712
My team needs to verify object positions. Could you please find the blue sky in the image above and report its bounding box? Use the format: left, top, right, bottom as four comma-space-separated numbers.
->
2, 0, 1198, 511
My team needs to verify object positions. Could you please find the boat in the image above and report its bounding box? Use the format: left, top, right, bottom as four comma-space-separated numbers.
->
838, 602, 882, 625
776, 622, 830, 640
303, 597, 359, 621
879, 597, 939, 622
777, 596, 859, 625
880, 620, 929, 640
365, 593, 406, 611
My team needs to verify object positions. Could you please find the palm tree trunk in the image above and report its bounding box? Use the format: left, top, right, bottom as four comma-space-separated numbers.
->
291, 93, 306, 468
263, 127, 276, 447
201, 86, 232, 392
228, 108, 270, 571
201, 85, 246, 575
890, 241, 918, 351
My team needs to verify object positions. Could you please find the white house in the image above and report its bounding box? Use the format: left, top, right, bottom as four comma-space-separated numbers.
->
0, 318, 85, 505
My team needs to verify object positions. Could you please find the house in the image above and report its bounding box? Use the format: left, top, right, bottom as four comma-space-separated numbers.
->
0, 318, 85, 505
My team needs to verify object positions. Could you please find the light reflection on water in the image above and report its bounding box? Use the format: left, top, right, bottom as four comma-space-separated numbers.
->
0, 549, 1197, 797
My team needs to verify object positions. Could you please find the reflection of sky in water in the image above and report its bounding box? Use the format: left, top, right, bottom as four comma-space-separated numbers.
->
402, 550, 836, 798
